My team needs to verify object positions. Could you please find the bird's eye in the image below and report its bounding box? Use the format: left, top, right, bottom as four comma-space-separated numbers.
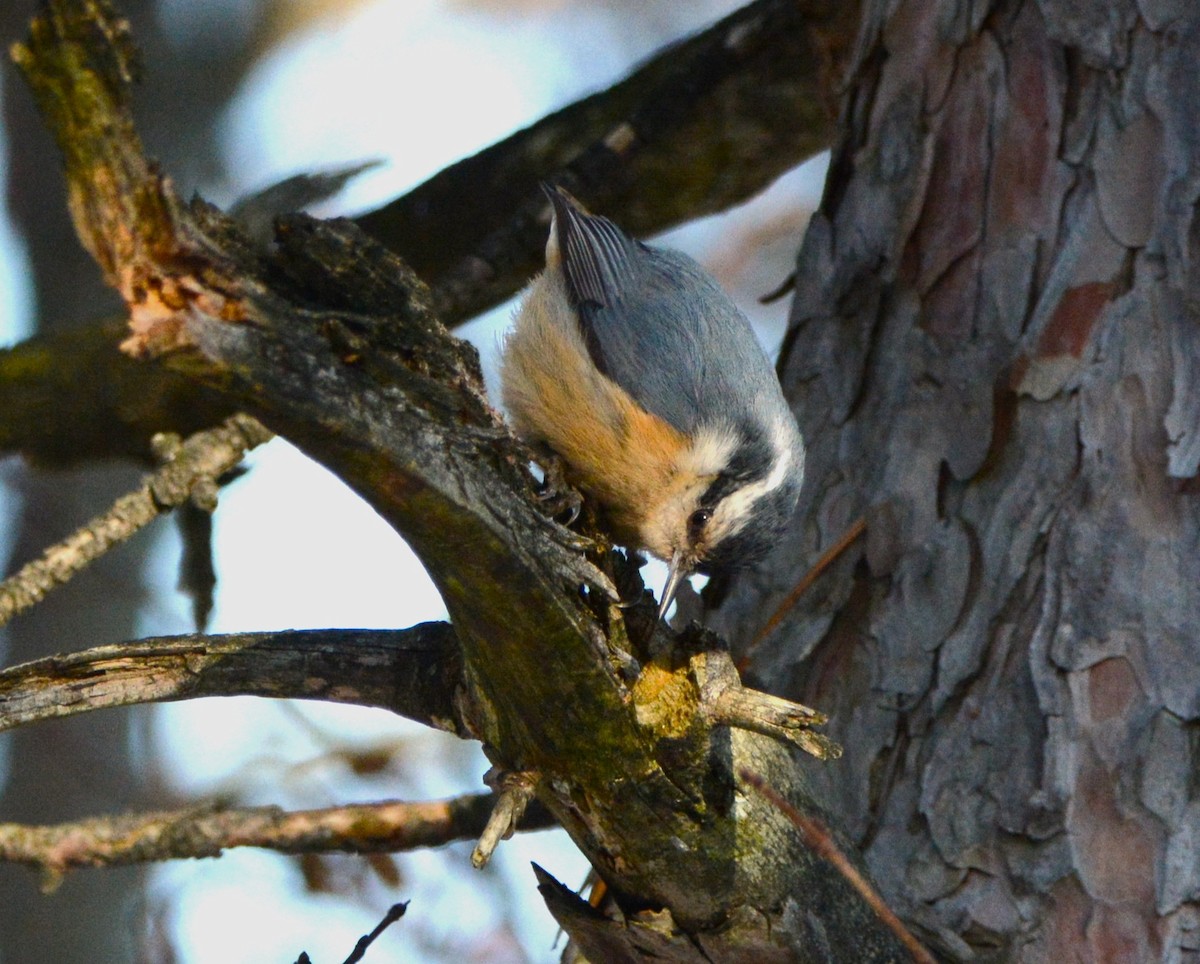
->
688, 508, 712, 539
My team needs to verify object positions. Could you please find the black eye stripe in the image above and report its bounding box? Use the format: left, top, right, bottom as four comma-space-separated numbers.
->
693, 467, 803, 574
695, 489, 792, 573
698, 429, 773, 509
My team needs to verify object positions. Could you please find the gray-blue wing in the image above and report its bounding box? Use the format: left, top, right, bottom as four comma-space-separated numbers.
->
549, 188, 786, 437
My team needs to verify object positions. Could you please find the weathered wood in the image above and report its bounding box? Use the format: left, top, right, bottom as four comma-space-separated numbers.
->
0, 626, 465, 734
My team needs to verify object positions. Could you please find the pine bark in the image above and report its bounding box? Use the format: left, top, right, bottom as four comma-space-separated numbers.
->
712, 1, 1200, 959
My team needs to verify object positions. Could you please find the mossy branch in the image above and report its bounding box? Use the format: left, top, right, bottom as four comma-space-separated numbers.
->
7, 0, 914, 958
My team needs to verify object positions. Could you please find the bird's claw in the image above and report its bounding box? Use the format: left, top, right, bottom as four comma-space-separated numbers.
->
536, 455, 584, 526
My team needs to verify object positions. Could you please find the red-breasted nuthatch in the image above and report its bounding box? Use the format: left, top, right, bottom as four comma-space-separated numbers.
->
501, 186, 805, 619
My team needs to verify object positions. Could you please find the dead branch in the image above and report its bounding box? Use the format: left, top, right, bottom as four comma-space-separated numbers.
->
0, 320, 239, 467
0, 413, 271, 628
0, 627, 466, 735
357, 0, 858, 325
0, 793, 554, 893
470, 768, 538, 869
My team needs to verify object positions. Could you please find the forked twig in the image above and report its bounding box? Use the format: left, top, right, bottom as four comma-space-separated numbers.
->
0, 413, 272, 628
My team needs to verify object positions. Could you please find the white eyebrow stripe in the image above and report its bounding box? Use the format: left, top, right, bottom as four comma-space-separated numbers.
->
677, 424, 739, 478
712, 421, 795, 536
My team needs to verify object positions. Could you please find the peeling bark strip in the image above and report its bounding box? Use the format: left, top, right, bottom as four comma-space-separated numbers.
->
709, 0, 1200, 959
11, 1, 913, 959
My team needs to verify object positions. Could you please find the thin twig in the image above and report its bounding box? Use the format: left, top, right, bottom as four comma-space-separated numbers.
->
0, 413, 272, 628
739, 769, 936, 964
342, 902, 409, 964
738, 517, 867, 671
0, 793, 556, 893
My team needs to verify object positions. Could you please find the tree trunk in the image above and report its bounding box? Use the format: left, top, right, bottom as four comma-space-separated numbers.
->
713, 0, 1200, 959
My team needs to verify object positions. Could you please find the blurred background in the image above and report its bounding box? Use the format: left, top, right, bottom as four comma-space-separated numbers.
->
0, 1, 826, 960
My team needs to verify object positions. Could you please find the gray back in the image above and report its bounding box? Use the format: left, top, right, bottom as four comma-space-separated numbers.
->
552, 192, 788, 439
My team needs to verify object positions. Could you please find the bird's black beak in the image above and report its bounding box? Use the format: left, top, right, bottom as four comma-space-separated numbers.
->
657, 550, 690, 623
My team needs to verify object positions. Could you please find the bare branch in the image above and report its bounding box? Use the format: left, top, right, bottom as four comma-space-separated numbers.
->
0, 794, 555, 893
707, 683, 842, 761
0, 320, 239, 467
0, 626, 465, 735
0, 413, 271, 628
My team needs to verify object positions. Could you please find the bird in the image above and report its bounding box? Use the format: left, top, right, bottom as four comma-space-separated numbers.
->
500, 185, 805, 620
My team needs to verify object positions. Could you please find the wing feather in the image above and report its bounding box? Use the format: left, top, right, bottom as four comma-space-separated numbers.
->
544, 185, 787, 441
